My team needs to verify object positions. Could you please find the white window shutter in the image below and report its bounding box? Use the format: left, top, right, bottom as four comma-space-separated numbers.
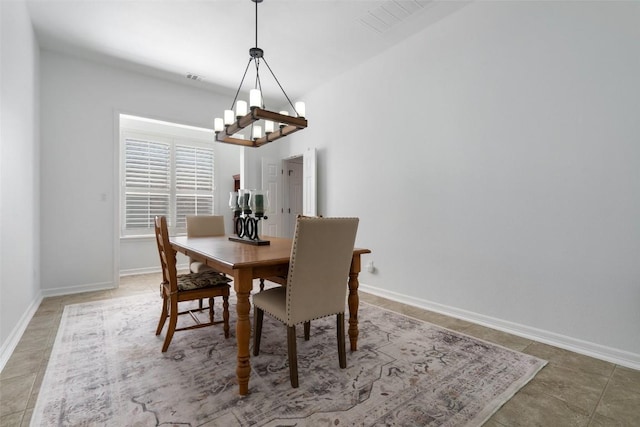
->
121, 133, 215, 236
175, 145, 214, 229
124, 139, 171, 231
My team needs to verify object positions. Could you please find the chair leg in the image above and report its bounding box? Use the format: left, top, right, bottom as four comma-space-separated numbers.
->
337, 313, 346, 369
155, 294, 169, 336
162, 297, 179, 352
287, 325, 299, 388
253, 307, 264, 356
223, 295, 230, 339
209, 297, 215, 323
304, 321, 310, 341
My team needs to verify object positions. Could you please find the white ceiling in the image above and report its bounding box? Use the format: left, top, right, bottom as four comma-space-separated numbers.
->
26, 0, 469, 102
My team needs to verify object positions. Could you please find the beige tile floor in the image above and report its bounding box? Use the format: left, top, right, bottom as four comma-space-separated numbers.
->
1, 273, 639, 426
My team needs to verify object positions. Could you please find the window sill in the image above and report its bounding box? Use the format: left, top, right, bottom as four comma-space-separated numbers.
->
120, 232, 187, 241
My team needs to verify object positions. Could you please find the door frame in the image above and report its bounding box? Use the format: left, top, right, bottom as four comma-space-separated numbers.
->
257, 147, 316, 238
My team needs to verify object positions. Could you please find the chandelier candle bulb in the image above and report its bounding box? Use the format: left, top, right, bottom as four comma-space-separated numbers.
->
265, 120, 275, 134
224, 110, 235, 125
249, 89, 262, 108
252, 125, 262, 140
214, 118, 224, 132
295, 102, 306, 118
236, 100, 248, 118
279, 110, 289, 128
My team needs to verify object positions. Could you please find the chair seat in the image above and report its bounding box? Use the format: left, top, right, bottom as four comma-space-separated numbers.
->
252, 287, 287, 323
177, 270, 231, 291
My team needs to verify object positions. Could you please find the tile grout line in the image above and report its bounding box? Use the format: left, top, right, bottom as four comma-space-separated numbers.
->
586, 365, 617, 426
22, 303, 66, 426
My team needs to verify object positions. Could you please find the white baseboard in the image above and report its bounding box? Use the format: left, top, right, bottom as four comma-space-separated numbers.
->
2, 270, 188, 372
359, 283, 640, 371
41, 281, 115, 298
120, 266, 161, 276
0, 292, 43, 373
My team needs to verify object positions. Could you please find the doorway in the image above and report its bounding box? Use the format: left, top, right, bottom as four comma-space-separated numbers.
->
259, 148, 316, 238
283, 156, 303, 238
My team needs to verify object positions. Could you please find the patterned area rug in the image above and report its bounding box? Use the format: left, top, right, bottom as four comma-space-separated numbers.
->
31, 292, 546, 426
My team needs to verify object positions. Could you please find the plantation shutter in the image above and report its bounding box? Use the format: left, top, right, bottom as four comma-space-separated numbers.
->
120, 118, 216, 237
175, 145, 215, 229
124, 138, 171, 231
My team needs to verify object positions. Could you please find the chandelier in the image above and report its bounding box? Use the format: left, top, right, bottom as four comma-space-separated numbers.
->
214, 0, 307, 148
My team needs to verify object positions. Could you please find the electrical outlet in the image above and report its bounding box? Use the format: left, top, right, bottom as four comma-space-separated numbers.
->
366, 261, 375, 273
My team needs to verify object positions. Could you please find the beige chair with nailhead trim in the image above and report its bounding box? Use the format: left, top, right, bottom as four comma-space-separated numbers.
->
252, 216, 359, 387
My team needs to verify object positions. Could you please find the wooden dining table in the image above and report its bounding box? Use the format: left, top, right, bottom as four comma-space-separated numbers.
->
170, 234, 371, 395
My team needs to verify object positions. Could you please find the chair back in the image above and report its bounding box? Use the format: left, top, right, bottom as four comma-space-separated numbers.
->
186, 215, 225, 237
285, 217, 359, 326
154, 216, 178, 292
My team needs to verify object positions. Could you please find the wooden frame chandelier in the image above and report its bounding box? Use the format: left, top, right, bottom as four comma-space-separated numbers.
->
214, 0, 307, 148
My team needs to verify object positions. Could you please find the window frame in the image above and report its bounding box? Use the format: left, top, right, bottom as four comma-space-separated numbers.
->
119, 115, 218, 238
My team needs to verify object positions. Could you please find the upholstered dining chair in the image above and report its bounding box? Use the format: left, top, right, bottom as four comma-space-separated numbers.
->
255, 214, 325, 291
186, 215, 226, 273
252, 216, 359, 387
186, 215, 278, 292
154, 215, 231, 352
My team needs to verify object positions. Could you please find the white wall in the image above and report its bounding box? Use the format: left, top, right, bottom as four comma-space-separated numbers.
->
4, 0, 638, 371
40, 50, 242, 293
284, 1, 640, 367
0, 0, 41, 369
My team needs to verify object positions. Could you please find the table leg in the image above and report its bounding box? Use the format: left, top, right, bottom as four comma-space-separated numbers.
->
234, 268, 253, 395
347, 255, 362, 352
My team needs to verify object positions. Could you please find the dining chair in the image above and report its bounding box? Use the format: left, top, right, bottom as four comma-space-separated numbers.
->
186, 215, 228, 308
256, 214, 324, 291
252, 216, 359, 387
186, 215, 277, 292
154, 215, 231, 352
186, 215, 226, 273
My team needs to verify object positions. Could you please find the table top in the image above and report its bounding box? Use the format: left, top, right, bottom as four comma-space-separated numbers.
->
171, 235, 371, 270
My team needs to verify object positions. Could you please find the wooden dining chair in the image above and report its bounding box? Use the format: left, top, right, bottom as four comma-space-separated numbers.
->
252, 216, 359, 387
154, 215, 231, 352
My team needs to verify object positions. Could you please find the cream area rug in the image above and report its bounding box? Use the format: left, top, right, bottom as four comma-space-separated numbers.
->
31, 292, 546, 426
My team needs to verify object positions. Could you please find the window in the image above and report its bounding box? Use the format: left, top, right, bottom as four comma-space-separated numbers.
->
120, 115, 216, 237
174, 145, 215, 227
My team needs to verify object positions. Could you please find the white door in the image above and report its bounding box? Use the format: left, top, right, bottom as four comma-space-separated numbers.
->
285, 158, 303, 237
303, 147, 317, 216
261, 157, 282, 237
